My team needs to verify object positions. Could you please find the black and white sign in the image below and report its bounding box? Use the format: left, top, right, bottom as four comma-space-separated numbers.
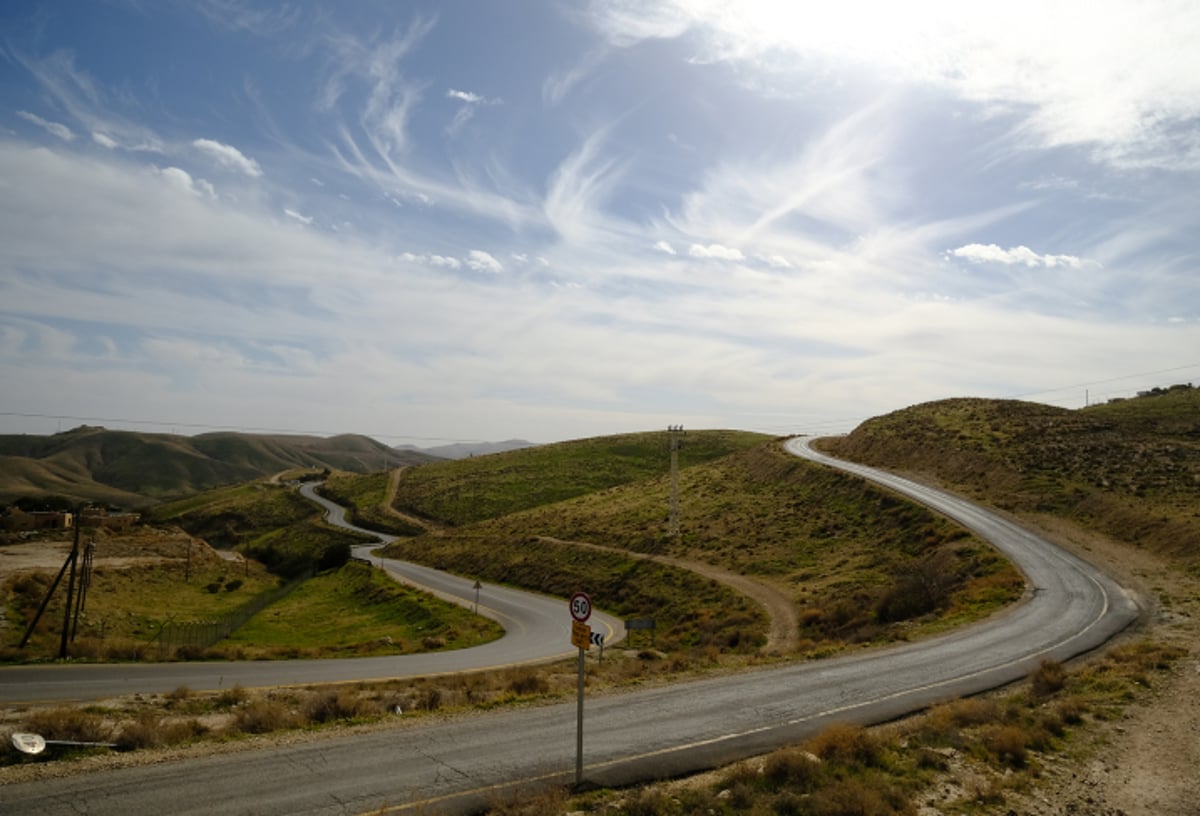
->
589, 631, 604, 647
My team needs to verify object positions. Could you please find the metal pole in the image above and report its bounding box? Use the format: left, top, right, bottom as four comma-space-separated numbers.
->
575, 647, 585, 787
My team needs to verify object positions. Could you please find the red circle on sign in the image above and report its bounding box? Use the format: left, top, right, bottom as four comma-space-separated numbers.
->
569, 591, 592, 622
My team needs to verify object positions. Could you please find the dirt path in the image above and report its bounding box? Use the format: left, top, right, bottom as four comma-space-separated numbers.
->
537, 535, 799, 655
381, 467, 441, 533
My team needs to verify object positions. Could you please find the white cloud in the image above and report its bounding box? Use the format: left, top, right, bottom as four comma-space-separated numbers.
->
654, 240, 677, 255
949, 244, 1087, 269
284, 208, 313, 225
689, 243, 744, 261
400, 252, 463, 270
92, 131, 118, 149
466, 250, 503, 273
447, 89, 483, 104
157, 166, 216, 199
193, 138, 263, 177
17, 110, 75, 141
759, 254, 792, 268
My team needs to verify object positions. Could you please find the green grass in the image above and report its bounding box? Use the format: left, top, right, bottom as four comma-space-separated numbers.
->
224, 562, 502, 658
5, 556, 280, 658
389, 429, 770, 526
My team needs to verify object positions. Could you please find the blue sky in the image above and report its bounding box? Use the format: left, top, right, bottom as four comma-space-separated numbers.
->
1, 1, 1198, 445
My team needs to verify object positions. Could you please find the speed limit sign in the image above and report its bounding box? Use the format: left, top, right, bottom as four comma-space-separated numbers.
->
569, 591, 592, 623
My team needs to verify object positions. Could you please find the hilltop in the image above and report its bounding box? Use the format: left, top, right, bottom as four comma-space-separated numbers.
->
822, 384, 1200, 561
0, 426, 437, 508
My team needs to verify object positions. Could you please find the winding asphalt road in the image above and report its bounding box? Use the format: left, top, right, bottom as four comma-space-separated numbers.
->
0, 483, 622, 704
0, 440, 1140, 815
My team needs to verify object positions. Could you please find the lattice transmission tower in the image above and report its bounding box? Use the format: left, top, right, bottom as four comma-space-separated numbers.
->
667, 424, 685, 536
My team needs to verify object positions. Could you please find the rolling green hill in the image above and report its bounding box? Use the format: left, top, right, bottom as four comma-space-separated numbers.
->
388, 429, 771, 525
822, 385, 1200, 560
0, 425, 436, 508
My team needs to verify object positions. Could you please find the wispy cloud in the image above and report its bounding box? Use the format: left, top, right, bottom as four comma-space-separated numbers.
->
543, 125, 628, 243
193, 138, 263, 177
193, 0, 302, 35
445, 87, 501, 136
284, 208, 313, 225
16, 110, 74, 141
584, 1, 1200, 170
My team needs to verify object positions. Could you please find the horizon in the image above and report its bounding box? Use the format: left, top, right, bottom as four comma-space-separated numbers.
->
2, 2, 1198, 445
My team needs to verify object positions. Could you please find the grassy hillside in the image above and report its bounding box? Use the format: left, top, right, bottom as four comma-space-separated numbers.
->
0, 426, 431, 508
823, 386, 1200, 560
150, 481, 373, 576
384, 440, 1019, 654
317, 471, 426, 536
388, 429, 770, 526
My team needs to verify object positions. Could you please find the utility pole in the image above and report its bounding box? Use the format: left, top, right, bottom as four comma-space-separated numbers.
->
667, 425, 684, 537
59, 507, 83, 658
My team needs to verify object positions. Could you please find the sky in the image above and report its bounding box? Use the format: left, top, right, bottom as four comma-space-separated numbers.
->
1, 1, 1198, 446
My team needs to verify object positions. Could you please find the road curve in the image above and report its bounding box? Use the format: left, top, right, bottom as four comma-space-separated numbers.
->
0, 484, 622, 704
0, 441, 1141, 815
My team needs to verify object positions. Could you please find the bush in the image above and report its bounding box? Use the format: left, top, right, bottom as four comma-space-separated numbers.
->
1029, 658, 1066, 698
27, 707, 112, 744
505, 669, 549, 696
230, 698, 295, 734
984, 724, 1028, 768
806, 722, 883, 768
762, 745, 822, 791
301, 689, 379, 723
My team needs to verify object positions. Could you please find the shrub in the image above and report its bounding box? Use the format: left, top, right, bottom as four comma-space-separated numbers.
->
1029, 658, 1066, 698
27, 707, 111, 744
230, 698, 295, 734
806, 722, 883, 768
806, 774, 913, 816
215, 685, 248, 708
505, 669, 549, 696
984, 724, 1028, 768
301, 689, 380, 723
762, 746, 822, 791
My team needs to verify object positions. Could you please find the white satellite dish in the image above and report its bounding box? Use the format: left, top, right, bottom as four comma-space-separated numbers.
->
11, 732, 47, 755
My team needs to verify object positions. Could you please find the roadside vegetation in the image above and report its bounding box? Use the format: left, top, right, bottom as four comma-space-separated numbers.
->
474, 642, 1184, 816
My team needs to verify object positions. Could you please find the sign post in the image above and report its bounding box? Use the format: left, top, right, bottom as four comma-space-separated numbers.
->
569, 591, 592, 787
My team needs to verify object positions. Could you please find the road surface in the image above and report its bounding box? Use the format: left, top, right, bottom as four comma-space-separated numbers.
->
0, 483, 622, 704
0, 440, 1140, 815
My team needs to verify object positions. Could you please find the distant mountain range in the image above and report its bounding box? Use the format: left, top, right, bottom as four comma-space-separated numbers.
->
0, 426, 441, 508
395, 439, 536, 460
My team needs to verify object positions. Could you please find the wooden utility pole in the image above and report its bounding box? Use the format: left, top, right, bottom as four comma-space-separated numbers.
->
59, 508, 82, 658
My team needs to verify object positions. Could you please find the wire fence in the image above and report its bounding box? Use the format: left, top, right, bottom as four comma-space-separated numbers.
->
150, 573, 310, 658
